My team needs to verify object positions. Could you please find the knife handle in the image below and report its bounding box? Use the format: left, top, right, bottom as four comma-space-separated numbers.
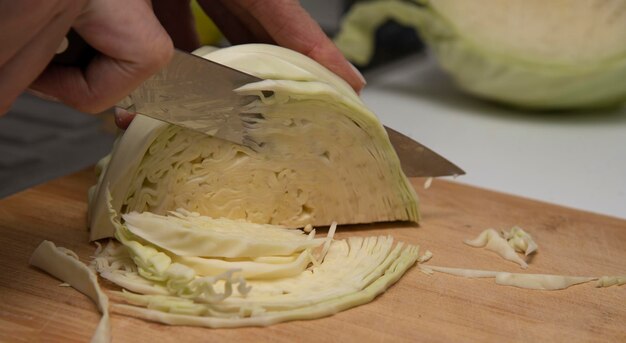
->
52, 29, 97, 69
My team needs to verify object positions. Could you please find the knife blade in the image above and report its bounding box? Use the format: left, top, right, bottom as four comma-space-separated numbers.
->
118, 50, 263, 146
385, 126, 465, 178
123, 53, 463, 177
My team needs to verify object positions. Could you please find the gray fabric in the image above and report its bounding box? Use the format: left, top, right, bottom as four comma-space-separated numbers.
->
0, 93, 115, 198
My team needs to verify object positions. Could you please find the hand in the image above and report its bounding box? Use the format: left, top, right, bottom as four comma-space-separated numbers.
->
154, 0, 366, 93
0, 0, 173, 115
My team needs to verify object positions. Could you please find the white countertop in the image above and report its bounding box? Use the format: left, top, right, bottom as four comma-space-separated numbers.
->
361, 53, 626, 220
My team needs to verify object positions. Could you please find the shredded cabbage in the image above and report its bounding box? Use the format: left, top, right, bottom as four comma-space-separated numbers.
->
91, 212, 418, 326
104, 236, 419, 327
84, 201, 419, 328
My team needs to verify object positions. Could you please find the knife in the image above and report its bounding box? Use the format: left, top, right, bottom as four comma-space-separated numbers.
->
53, 31, 464, 178
117, 50, 263, 146
53, 30, 262, 146
385, 127, 464, 177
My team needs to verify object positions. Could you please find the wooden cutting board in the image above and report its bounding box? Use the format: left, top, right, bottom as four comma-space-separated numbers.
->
0, 169, 624, 342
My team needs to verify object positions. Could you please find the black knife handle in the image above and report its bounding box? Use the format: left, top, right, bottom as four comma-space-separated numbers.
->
52, 29, 97, 69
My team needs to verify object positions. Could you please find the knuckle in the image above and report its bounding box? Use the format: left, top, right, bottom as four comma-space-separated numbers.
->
140, 33, 174, 73
54, 0, 87, 17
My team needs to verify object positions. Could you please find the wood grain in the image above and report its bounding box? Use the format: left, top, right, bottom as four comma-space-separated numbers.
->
0, 170, 624, 342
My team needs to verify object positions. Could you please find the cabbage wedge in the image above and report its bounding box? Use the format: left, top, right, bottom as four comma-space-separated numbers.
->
88, 44, 419, 241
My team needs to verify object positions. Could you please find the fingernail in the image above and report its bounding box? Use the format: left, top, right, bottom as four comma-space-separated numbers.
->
56, 37, 69, 54
349, 62, 366, 88
114, 107, 136, 129
26, 89, 60, 103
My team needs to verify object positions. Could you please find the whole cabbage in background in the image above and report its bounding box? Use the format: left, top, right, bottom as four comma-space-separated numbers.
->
335, 0, 626, 110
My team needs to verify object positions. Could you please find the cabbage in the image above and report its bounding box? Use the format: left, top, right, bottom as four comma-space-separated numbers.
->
30, 241, 111, 343
89, 206, 419, 327
596, 276, 626, 288
334, 0, 626, 109
78, 44, 422, 331
121, 209, 324, 258
501, 226, 537, 256
420, 265, 596, 291
464, 228, 528, 268
88, 44, 419, 241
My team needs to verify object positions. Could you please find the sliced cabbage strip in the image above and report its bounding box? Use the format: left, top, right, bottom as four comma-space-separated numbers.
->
122, 209, 324, 258
174, 250, 311, 280
88, 44, 419, 241
30, 241, 111, 343
420, 265, 597, 291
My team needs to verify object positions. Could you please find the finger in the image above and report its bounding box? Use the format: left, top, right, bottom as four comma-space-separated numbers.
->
0, 0, 76, 67
213, 0, 273, 43
153, 0, 200, 52
114, 107, 136, 129
30, 0, 174, 113
0, 3, 82, 113
238, 0, 366, 93
196, 0, 259, 44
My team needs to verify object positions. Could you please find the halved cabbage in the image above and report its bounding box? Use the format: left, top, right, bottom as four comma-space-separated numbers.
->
335, 0, 626, 109
88, 44, 419, 241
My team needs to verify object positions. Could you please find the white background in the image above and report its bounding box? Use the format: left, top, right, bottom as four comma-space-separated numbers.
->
361, 53, 626, 219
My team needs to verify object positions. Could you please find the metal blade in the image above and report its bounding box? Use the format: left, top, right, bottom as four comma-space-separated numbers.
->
118, 50, 262, 145
385, 126, 465, 177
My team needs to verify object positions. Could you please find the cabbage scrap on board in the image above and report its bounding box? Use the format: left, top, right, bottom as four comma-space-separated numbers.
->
334, 0, 626, 110
463, 228, 531, 269
88, 44, 419, 241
